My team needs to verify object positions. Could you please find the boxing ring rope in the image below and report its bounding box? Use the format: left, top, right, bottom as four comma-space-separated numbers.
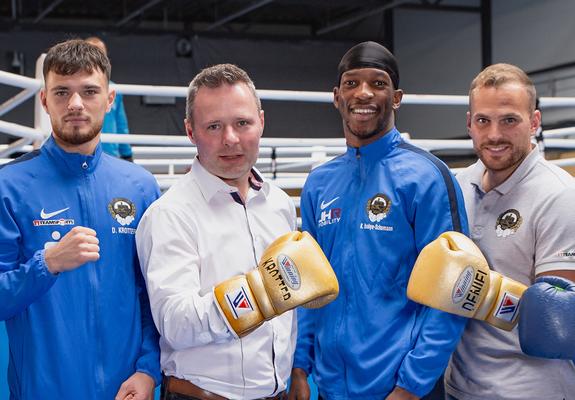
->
0, 71, 41, 117
3, 64, 575, 193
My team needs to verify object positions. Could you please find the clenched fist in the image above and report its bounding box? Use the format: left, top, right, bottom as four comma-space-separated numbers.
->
45, 226, 100, 273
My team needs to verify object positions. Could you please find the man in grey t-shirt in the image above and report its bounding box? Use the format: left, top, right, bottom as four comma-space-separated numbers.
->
445, 63, 575, 400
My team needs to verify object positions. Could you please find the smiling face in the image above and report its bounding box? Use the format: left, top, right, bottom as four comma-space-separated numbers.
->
334, 67, 403, 148
41, 68, 114, 154
185, 82, 264, 193
468, 82, 540, 187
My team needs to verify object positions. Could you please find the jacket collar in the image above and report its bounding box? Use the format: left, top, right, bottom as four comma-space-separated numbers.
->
345, 127, 402, 161
43, 135, 103, 176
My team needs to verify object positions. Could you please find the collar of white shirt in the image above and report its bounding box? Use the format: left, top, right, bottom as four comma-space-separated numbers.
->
191, 156, 270, 203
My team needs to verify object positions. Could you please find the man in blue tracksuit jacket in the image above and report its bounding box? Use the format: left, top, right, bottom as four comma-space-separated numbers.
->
289, 42, 468, 400
0, 39, 160, 399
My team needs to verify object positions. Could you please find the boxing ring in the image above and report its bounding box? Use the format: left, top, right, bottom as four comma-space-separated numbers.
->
4, 61, 575, 243
4, 64, 575, 195
4, 69, 575, 221
3, 51, 575, 196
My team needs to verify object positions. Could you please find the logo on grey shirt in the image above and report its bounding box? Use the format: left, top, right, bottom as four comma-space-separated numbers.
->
495, 209, 522, 238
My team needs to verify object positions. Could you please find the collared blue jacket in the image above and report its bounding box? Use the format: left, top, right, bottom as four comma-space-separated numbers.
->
294, 128, 468, 399
0, 136, 160, 399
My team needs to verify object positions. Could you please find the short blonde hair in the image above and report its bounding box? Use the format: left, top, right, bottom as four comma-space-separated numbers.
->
469, 63, 536, 112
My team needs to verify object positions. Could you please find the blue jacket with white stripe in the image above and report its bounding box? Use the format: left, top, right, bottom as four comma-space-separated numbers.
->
294, 127, 468, 399
0, 136, 160, 399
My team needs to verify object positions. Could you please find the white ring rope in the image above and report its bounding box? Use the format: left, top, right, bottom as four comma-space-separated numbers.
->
2, 64, 575, 195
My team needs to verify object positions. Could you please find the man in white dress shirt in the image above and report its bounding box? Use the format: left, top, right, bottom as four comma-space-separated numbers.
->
136, 64, 296, 400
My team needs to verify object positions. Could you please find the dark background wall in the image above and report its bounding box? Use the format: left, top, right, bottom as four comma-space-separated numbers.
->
3, 0, 575, 147
0, 3, 483, 144
0, 33, 355, 144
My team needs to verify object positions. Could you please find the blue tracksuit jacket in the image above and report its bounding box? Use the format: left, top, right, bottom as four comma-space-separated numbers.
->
0, 136, 160, 399
294, 128, 469, 399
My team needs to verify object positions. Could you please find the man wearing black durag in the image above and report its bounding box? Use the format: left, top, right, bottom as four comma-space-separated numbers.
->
289, 41, 469, 400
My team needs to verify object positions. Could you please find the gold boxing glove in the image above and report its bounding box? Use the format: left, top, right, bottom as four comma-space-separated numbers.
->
214, 231, 339, 337
407, 231, 526, 331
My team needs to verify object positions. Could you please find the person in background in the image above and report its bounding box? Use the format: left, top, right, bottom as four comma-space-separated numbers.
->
86, 36, 134, 161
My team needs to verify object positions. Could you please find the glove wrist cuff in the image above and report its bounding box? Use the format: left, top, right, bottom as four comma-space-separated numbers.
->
475, 271, 501, 320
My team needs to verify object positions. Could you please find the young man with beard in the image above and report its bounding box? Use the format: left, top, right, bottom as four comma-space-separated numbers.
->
444, 63, 575, 400
289, 41, 468, 400
0, 39, 160, 399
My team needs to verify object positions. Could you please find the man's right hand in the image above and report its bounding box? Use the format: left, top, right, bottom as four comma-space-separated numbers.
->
45, 226, 100, 274
288, 368, 310, 400
213, 231, 339, 337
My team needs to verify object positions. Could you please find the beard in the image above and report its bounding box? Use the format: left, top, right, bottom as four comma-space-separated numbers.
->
338, 93, 396, 146
52, 116, 103, 146
343, 106, 394, 145
345, 120, 385, 142
476, 143, 528, 172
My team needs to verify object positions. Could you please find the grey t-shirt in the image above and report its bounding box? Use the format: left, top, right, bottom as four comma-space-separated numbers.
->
445, 148, 575, 400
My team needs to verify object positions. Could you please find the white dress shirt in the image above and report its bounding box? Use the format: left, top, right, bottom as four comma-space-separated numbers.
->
136, 158, 297, 399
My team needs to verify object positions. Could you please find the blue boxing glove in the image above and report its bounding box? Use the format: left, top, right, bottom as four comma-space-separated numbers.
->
518, 276, 575, 359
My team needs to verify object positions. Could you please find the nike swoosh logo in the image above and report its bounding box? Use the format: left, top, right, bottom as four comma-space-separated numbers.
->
320, 197, 339, 210
40, 207, 70, 219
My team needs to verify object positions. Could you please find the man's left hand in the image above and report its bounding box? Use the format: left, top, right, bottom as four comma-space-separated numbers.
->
385, 386, 419, 400
115, 371, 156, 400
